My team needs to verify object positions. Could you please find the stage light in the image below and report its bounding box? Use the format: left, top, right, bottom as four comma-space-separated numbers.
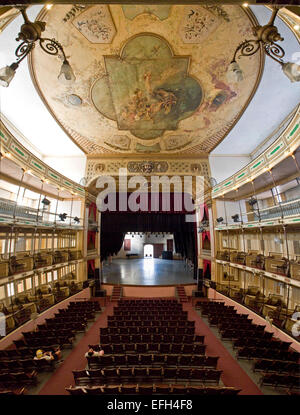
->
41, 197, 50, 206
231, 214, 240, 222
248, 197, 257, 207
73, 216, 80, 224
216, 217, 224, 223
59, 213, 67, 221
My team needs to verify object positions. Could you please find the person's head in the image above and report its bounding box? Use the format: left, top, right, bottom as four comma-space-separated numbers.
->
87, 348, 94, 356
99, 350, 104, 356
36, 349, 43, 359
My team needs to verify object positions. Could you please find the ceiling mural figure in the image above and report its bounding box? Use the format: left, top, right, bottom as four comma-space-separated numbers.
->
92, 34, 203, 140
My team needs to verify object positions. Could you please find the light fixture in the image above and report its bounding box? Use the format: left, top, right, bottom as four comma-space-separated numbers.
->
227, 7, 300, 83
41, 197, 50, 206
231, 214, 240, 222
294, 25, 300, 31
59, 213, 67, 222
46, 4, 53, 10
248, 197, 257, 207
73, 216, 80, 224
0, 6, 75, 87
216, 217, 224, 223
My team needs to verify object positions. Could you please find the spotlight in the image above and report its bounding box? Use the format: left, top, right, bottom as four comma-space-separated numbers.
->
231, 214, 240, 222
41, 197, 50, 206
216, 217, 224, 223
73, 217, 80, 224
248, 197, 257, 207
59, 213, 67, 221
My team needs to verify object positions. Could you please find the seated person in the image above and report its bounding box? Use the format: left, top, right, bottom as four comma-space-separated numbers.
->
85, 346, 104, 358
34, 349, 54, 361
49, 346, 62, 361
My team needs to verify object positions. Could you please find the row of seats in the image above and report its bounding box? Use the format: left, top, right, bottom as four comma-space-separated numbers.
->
117, 299, 180, 304
197, 300, 300, 393
108, 314, 194, 322
100, 334, 197, 345
260, 374, 300, 389
0, 387, 25, 395
102, 324, 195, 333
0, 370, 38, 388
68, 300, 101, 310
0, 357, 54, 372
253, 359, 299, 374
98, 342, 205, 355
86, 353, 217, 369
66, 384, 240, 395
237, 346, 299, 362
233, 338, 292, 351
73, 367, 223, 385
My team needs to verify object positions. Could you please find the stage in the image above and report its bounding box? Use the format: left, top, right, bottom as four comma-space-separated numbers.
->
101, 258, 195, 286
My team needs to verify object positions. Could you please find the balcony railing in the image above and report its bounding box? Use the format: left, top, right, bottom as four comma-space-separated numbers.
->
0, 197, 81, 227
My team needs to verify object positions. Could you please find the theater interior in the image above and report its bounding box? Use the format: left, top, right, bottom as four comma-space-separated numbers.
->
0, 1, 299, 398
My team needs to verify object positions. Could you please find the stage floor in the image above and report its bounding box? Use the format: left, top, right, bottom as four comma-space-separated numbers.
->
102, 258, 195, 286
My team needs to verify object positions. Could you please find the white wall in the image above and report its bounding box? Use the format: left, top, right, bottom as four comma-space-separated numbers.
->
209, 155, 251, 184
43, 156, 86, 184
115, 233, 174, 259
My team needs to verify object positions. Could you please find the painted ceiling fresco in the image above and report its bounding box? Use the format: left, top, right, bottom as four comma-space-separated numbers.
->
30, 4, 262, 155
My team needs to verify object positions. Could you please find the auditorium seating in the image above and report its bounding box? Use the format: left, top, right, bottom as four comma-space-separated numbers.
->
86, 353, 218, 369
196, 300, 300, 392
65, 299, 227, 394
66, 384, 241, 395
74, 367, 222, 385
0, 300, 102, 390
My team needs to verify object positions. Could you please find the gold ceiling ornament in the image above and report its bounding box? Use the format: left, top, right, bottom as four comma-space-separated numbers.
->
227, 7, 300, 83
0, 6, 75, 87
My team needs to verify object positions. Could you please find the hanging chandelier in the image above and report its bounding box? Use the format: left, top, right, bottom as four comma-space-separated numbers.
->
227, 7, 300, 83
0, 6, 75, 87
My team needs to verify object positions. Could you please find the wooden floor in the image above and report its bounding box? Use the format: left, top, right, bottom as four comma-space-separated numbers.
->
102, 258, 195, 285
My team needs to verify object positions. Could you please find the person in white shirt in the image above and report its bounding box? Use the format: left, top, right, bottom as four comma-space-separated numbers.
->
84, 347, 104, 358
34, 349, 54, 361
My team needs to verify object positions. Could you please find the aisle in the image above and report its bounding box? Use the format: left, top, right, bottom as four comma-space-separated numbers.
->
38, 300, 113, 395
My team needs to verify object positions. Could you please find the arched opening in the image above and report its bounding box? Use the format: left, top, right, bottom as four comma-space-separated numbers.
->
144, 244, 153, 258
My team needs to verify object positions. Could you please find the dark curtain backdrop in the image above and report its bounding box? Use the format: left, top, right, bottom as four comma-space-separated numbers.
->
100, 193, 197, 277
101, 212, 196, 262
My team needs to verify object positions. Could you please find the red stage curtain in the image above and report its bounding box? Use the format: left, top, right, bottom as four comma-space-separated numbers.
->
203, 259, 211, 279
